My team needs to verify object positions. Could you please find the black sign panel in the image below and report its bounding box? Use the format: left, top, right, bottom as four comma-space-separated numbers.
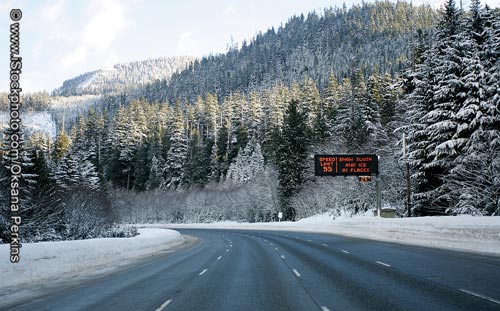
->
314, 154, 379, 176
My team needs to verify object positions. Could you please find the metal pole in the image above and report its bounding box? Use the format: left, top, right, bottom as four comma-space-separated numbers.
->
403, 133, 411, 217
406, 162, 411, 217
376, 173, 381, 217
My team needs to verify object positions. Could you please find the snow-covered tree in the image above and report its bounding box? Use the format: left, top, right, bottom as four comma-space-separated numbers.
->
276, 100, 311, 221
162, 103, 188, 190
225, 137, 265, 186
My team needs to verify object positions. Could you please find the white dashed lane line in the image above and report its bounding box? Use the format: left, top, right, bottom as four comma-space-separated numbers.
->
459, 289, 500, 305
321, 243, 328, 247
199, 269, 208, 276
217, 256, 222, 260
320, 306, 331, 311
376, 261, 391, 267
154, 299, 172, 311
307, 239, 313, 242
281, 255, 286, 260
274, 247, 279, 251
341, 249, 349, 254
293, 269, 301, 277
226, 249, 230, 252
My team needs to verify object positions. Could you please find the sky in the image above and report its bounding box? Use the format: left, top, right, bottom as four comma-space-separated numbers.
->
0, 0, 497, 93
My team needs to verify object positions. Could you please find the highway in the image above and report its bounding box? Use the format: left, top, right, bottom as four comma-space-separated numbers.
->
4, 229, 500, 311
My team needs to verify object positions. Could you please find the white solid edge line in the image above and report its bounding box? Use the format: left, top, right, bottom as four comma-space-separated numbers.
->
459, 289, 500, 305
155, 299, 172, 311
293, 269, 301, 277
341, 250, 349, 254
321, 306, 331, 311
199, 269, 208, 276
376, 261, 391, 267
217, 256, 222, 260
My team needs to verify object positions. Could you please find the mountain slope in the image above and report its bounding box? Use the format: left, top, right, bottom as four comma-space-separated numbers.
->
54, 56, 195, 96
141, 1, 436, 103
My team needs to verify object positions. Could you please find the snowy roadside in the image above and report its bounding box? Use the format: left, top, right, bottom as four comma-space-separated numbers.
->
0, 228, 185, 291
149, 214, 500, 256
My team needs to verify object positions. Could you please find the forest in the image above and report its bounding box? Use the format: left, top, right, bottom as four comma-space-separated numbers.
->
0, 0, 498, 243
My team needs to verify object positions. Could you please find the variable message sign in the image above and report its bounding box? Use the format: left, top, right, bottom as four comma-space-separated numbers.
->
314, 154, 378, 176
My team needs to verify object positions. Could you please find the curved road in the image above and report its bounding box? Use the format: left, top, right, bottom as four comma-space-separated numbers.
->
5, 229, 500, 311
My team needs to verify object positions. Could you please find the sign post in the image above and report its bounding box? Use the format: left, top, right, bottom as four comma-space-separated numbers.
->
403, 133, 411, 217
278, 212, 283, 222
376, 172, 381, 217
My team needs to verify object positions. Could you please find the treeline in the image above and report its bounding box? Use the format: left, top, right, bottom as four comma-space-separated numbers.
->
0, 91, 52, 111
0, 69, 402, 236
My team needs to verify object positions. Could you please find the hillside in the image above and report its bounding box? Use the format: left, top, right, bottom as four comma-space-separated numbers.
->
53, 56, 195, 96
140, 1, 437, 103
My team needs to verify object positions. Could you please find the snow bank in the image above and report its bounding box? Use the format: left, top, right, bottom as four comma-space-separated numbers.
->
157, 215, 500, 256
0, 228, 185, 290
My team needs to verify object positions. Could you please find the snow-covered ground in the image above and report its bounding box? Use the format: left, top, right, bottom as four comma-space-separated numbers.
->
0, 228, 185, 292
1, 214, 498, 305
154, 213, 500, 256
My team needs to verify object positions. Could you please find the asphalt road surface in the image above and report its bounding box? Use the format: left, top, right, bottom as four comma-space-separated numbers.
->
5, 229, 500, 311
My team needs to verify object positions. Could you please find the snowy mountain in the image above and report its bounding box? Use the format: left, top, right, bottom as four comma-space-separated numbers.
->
140, 2, 437, 103
54, 56, 195, 96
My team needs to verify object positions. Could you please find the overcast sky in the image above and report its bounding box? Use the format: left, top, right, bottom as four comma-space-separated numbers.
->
0, 0, 497, 93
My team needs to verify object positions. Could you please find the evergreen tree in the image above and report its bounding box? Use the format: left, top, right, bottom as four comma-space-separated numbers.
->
162, 102, 188, 190
225, 137, 265, 185
276, 100, 311, 221
447, 2, 500, 214
399, 37, 438, 215
323, 73, 340, 134
336, 77, 373, 152
52, 130, 70, 162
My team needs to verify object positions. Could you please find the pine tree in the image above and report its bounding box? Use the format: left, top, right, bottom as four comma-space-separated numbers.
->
447, 2, 500, 214
399, 34, 439, 215
276, 100, 310, 221
52, 130, 70, 162
298, 77, 321, 128
54, 148, 100, 191
248, 92, 263, 138
336, 77, 373, 152
323, 73, 340, 134
162, 102, 188, 190
225, 137, 265, 186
